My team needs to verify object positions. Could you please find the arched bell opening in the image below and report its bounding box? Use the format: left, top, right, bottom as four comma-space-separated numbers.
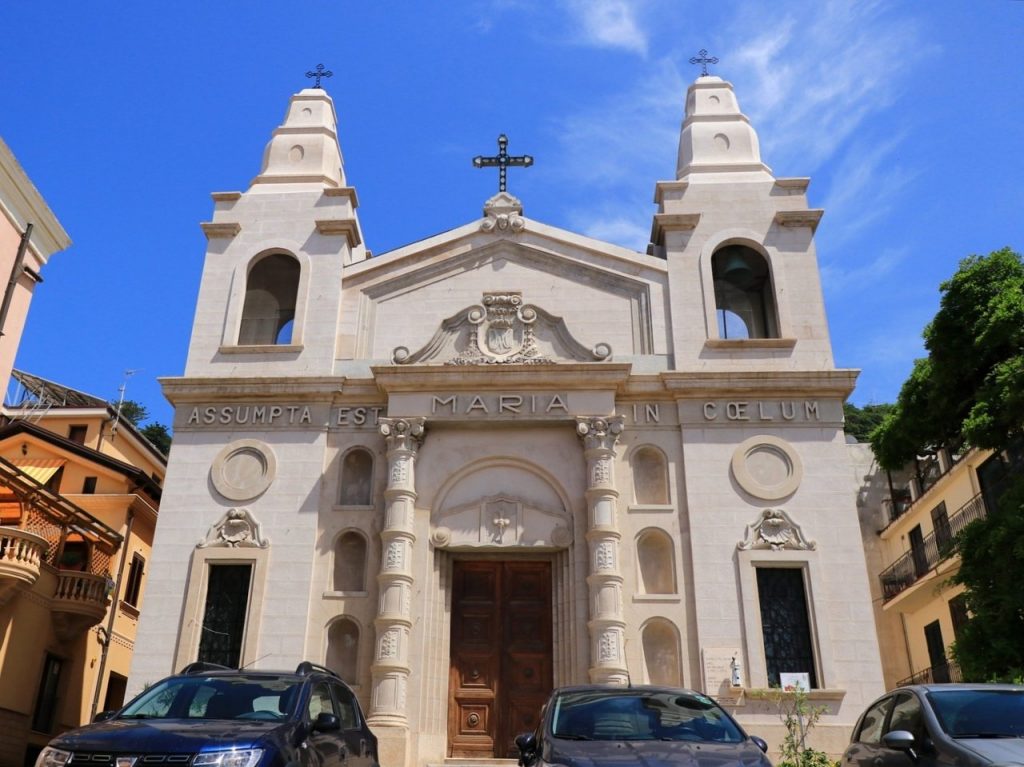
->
711, 245, 779, 339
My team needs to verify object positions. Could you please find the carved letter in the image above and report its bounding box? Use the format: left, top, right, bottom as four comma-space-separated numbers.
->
726, 402, 749, 421
499, 395, 522, 414
352, 407, 366, 426
758, 402, 773, 421
805, 401, 820, 420
546, 395, 568, 413
219, 407, 233, 425
703, 402, 717, 420
432, 395, 456, 414
781, 402, 796, 420
300, 406, 312, 424
235, 406, 250, 424
253, 406, 266, 423
188, 408, 200, 425
645, 404, 660, 423
467, 395, 488, 414
203, 407, 216, 425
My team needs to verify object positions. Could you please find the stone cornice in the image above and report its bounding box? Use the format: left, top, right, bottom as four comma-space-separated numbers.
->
315, 218, 362, 247
0, 137, 71, 260
210, 191, 242, 202
773, 177, 810, 194
200, 221, 241, 239
323, 186, 360, 207
370, 363, 633, 393
159, 375, 348, 404
651, 212, 701, 245
660, 369, 858, 398
774, 209, 824, 233
652, 180, 688, 205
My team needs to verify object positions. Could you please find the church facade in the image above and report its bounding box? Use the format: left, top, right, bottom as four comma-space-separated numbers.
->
130, 73, 884, 763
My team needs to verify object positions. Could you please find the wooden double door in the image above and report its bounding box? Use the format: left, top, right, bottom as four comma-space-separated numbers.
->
448, 560, 552, 758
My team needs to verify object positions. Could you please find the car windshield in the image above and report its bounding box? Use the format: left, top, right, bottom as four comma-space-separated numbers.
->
926, 689, 1024, 738
550, 690, 744, 743
119, 675, 302, 722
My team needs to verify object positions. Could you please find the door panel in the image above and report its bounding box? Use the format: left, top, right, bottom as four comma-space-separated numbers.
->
448, 561, 552, 758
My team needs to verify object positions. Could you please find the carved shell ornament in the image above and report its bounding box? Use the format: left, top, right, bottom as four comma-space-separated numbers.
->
392, 291, 612, 366
197, 507, 269, 549
737, 508, 816, 551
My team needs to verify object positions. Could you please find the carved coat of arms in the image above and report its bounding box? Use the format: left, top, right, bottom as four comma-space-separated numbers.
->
461, 292, 542, 364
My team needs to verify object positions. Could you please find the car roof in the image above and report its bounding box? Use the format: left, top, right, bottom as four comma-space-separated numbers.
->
903, 683, 1024, 693
552, 685, 707, 696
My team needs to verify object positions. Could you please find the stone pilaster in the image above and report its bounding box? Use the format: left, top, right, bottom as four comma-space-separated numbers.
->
576, 415, 628, 684
369, 417, 425, 728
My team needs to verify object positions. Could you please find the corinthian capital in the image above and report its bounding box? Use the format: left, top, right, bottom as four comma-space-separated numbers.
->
379, 417, 426, 453
576, 416, 624, 452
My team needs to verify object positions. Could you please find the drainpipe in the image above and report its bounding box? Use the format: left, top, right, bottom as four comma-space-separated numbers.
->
0, 222, 32, 337
90, 510, 135, 720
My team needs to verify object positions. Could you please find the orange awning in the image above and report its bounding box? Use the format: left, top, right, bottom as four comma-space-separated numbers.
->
11, 458, 66, 485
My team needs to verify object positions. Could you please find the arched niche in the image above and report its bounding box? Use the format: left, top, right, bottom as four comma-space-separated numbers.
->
636, 528, 676, 594
642, 618, 682, 686
238, 252, 301, 345
631, 446, 669, 504
711, 244, 779, 339
326, 617, 360, 684
332, 531, 367, 592
339, 448, 374, 507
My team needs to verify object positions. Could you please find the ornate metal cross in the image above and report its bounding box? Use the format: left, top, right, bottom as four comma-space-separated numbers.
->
305, 63, 333, 88
689, 49, 719, 77
473, 134, 533, 194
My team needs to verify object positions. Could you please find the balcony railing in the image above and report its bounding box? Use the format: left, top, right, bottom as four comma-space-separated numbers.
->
0, 527, 48, 606
880, 493, 989, 601
897, 660, 963, 687
51, 570, 111, 641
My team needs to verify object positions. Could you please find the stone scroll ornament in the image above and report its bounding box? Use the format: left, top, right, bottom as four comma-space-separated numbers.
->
737, 508, 816, 551
197, 507, 269, 548
392, 291, 612, 366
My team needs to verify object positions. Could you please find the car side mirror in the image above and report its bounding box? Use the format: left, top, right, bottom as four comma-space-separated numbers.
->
314, 712, 341, 732
515, 733, 538, 765
92, 711, 116, 723
750, 736, 769, 753
883, 730, 919, 760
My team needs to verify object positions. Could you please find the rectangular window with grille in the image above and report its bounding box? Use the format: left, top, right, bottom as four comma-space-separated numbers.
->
197, 563, 253, 668
756, 567, 818, 688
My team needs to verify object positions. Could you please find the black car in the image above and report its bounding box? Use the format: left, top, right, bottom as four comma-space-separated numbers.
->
516, 685, 771, 767
843, 683, 1024, 767
34, 662, 379, 767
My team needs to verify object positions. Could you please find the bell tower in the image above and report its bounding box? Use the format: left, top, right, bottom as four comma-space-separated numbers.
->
652, 71, 832, 372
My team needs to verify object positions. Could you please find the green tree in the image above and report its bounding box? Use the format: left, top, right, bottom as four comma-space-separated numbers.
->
140, 423, 172, 456
111, 398, 172, 456
870, 247, 1024, 680
842, 402, 894, 443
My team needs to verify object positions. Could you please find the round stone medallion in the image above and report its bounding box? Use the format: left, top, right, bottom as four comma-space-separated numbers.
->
730, 435, 802, 500
211, 439, 277, 501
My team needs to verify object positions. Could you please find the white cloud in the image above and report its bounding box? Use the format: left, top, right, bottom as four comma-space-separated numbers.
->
821, 246, 909, 296
574, 213, 651, 249
562, 0, 648, 55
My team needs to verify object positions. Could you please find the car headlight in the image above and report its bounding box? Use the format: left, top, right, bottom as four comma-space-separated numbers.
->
193, 750, 263, 767
34, 747, 71, 767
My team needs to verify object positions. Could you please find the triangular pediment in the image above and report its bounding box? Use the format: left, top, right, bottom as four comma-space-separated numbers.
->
342, 225, 667, 364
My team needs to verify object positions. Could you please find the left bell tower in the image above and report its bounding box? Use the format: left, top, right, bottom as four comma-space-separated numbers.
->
185, 85, 365, 378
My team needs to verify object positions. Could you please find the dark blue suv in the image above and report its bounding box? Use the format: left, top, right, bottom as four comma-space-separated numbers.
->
34, 662, 379, 767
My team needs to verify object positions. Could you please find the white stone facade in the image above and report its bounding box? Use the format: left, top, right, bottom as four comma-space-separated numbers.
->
131, 76, 884, 763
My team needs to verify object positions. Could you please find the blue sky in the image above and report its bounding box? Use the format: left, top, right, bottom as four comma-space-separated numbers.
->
3, 1, 1022, 428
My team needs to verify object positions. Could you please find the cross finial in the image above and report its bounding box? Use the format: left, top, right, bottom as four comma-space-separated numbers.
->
473, 134, 533, 194
305, 63, 333, 89
689, 49, 719, 77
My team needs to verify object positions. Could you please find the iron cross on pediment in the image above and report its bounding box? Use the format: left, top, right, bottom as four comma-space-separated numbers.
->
473, 134, 533, 193
305, 63, 333, 88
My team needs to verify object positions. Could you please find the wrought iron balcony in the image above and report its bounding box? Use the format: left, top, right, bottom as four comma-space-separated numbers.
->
897, 660, 963, 686
879, 492, 988, 601
51, 570, 111, 641
0, 526, 48, 606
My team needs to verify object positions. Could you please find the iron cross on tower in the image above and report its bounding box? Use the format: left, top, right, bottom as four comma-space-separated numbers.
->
305, 63, 333, 88
473, 134, 533, 194
689, 49, 719, 77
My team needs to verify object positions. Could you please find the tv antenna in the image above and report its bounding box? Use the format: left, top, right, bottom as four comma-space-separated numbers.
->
110, 369, 140, 439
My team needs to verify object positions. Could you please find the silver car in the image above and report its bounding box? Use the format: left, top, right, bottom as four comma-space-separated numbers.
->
843, 683, 1024, 767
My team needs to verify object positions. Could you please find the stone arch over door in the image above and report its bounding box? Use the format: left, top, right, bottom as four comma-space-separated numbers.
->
430, 457, 573, 550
